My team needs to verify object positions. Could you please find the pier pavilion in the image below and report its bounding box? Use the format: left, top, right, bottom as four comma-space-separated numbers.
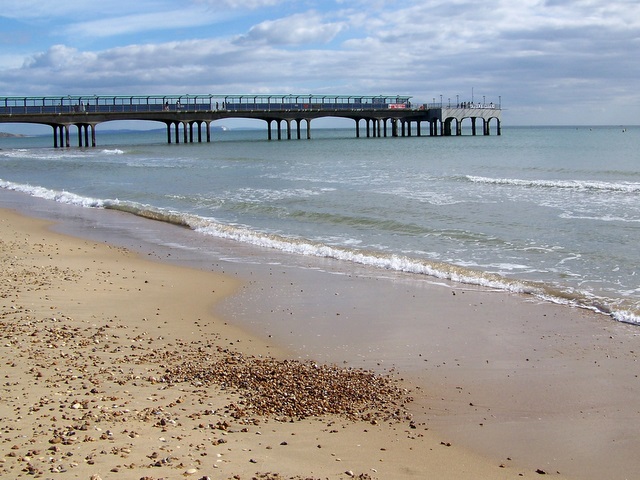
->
0, 94, 501, 147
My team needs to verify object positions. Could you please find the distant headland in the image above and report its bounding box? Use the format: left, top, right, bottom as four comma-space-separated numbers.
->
0, 132, 26, 138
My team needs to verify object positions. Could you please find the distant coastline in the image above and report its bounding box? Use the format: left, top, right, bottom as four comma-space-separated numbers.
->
0, 132, 27, 138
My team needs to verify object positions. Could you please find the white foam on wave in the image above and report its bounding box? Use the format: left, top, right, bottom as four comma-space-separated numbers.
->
466, 175, 640, 193
559, 212, 640, 223
193, 220, 536, 293
0, 179, 104, 208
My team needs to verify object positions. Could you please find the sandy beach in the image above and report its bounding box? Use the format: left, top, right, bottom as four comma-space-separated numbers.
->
1, 204, 639, 479
1, 207, 548, 479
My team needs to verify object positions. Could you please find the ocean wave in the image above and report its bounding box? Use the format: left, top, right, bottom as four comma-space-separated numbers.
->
465, 175, 640, 193
0, 179, 105, 207
2, 178, 639, 325
559, 212, 640, 223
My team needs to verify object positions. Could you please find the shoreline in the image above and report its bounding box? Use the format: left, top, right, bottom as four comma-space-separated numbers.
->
1, 193, 639, 478
0, 207, 540, 479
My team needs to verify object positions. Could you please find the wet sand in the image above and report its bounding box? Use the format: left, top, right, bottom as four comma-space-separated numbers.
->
1, 200, 639, 479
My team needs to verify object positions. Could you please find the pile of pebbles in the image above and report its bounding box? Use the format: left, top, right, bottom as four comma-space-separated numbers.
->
163, 350, 413, 423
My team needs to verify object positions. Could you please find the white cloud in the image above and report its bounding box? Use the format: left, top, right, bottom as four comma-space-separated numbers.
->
0, 0, 639, 124
238, 11, 346, 45
63, 9, 225, 39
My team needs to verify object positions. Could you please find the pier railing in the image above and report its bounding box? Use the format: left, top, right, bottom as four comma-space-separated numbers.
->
0, 94, 414, 115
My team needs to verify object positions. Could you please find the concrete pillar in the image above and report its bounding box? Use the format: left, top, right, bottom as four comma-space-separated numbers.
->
91, 124, 96, 147
183, 122, 188, 143
206, 121, 211, 142
306, 119, 311, 139
53, 126, 58, 148
355, 119, 360, 138
471, 118, 477, 136
296, 119, 301, 140
267, 120, 272, 140
65, 125, 70, 147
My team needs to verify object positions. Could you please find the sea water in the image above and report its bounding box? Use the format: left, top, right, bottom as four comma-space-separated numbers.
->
1, 125, 639, 324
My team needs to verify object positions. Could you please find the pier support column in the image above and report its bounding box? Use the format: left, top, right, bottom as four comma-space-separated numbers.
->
306, 119, 311, 139
355, 119, 360, 138
416, 121, 421, 137
392, 119, 398, 137
175, 122, 180, 143
52, 126, 58, 148
266, 120, 272, 140
471, 118, 477, 136
64, 125, 70, 148
76, 124, 91, 147
90, 124, 96, 147
296, 119, 301, 140
206, 121, 211, 142
497, 119, 502, 136
183, 122, 188, 144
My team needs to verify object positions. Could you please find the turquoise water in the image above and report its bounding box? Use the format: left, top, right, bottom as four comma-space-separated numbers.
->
1, 125, 639, 323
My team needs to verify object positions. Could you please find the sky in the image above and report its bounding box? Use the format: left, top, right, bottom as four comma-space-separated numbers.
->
1, 0, 639, 131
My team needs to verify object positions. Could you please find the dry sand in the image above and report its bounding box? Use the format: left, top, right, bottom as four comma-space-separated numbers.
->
0, 208, 551, 479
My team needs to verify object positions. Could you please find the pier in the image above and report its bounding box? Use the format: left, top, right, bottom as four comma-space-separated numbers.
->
0, 94, 501, 147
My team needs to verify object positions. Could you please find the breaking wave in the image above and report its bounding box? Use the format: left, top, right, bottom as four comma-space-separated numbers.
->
2, 178, 639, 326
465, 175, 640, 193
